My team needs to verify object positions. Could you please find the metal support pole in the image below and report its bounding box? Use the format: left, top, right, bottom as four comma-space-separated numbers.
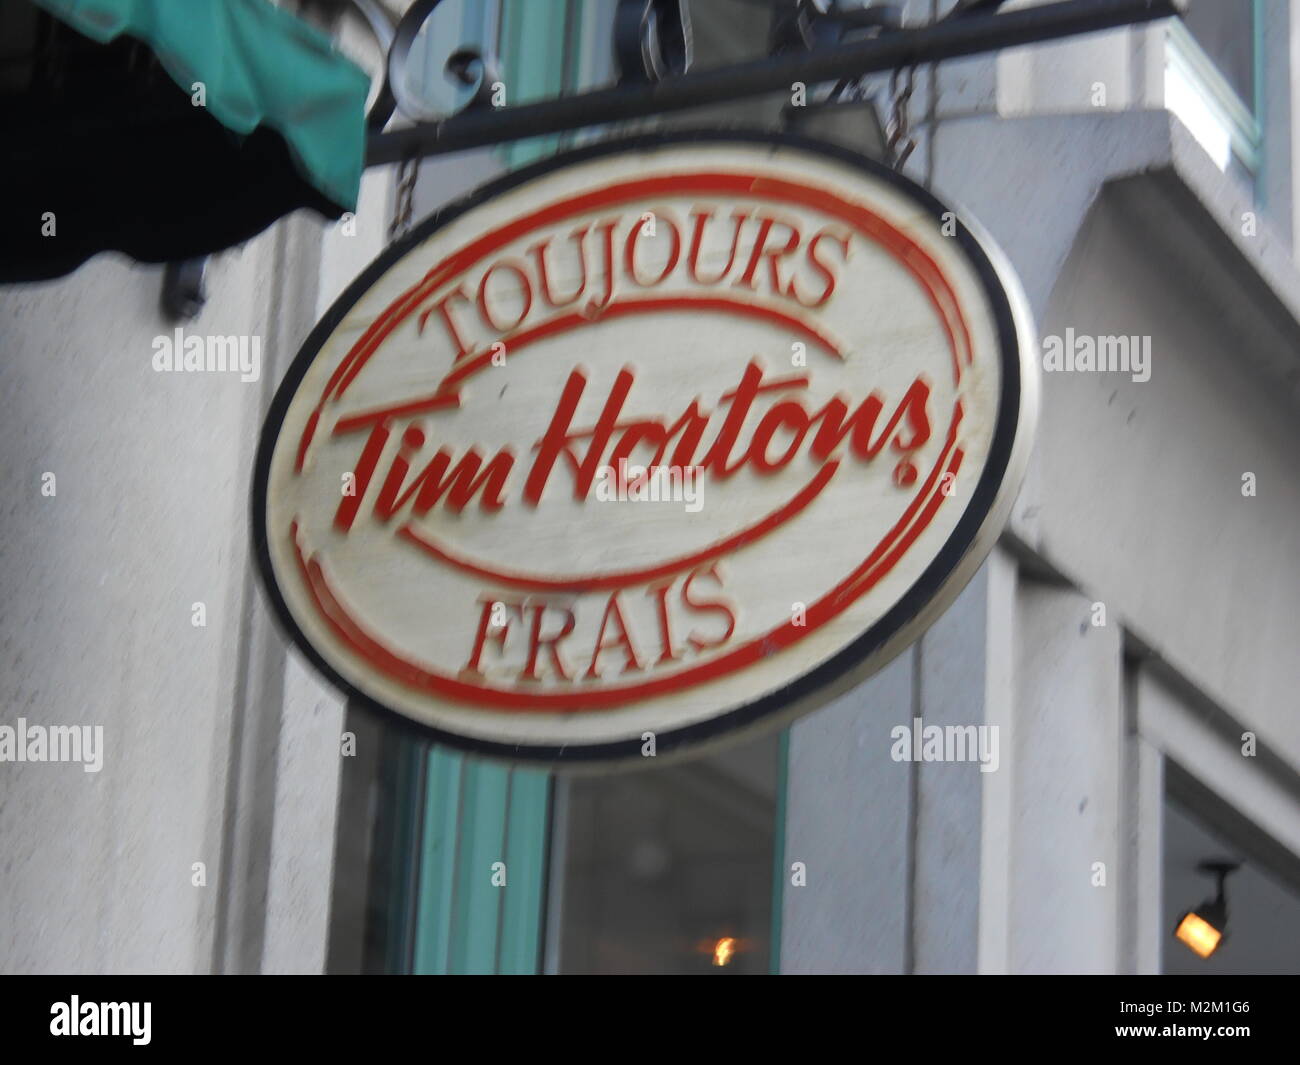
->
365, 0, 1183, 166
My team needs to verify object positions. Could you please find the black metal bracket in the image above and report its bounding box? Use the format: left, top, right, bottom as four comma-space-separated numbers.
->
161, 257, 208, 322
614, 0, 693, 84
770, 0, 904, 56
364, 0, 1184, 168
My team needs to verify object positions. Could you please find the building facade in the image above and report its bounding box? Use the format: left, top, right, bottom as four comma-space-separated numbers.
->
2, 0, 1298, 974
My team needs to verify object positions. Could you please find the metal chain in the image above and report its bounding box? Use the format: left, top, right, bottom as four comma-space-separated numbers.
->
886, 64, 917, 171
389, 154, 418, 241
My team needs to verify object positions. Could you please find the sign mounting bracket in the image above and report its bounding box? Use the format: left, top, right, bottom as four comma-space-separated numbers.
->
363, 0, 1184, 167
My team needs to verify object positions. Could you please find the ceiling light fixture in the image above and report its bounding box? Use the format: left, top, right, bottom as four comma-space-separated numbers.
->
1173, 860, 1239, 960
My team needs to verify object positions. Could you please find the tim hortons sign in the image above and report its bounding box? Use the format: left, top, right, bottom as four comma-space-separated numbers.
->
253, 132, 1037, 765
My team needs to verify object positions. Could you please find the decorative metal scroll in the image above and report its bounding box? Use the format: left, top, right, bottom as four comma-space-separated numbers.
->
326, 0, 502, 130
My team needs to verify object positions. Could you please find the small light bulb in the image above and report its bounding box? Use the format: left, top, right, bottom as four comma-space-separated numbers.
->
712, 937, 736, 967
1175, 912, 1223, 959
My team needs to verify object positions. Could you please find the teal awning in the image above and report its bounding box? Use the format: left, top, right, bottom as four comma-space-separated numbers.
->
30, 0, 370, 210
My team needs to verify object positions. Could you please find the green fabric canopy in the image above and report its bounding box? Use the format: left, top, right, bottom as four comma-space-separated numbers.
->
30, 0, 370, 210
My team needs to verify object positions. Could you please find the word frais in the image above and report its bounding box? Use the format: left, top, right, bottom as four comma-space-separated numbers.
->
419, 206, 855, 365
332, 358, 934, 530
1041, 328, 1151, 382
464, 565, 736, 684
151, 326, 261, 382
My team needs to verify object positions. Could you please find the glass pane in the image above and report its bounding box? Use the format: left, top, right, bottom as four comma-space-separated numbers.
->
1183, 0, 1255, 109
554, 733, 781, 974
1163, 796, 1300, 973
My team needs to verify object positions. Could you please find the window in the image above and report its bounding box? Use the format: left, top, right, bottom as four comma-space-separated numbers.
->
550, 734, 783, 974
1162, 781, 1300, 974
1164, 0, 1260, 173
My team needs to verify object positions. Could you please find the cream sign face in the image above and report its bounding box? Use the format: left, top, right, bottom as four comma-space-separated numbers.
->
254, 132, 1037, 764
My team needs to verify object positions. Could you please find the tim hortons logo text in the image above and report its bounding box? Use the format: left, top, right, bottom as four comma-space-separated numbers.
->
257, 142, 1029, 759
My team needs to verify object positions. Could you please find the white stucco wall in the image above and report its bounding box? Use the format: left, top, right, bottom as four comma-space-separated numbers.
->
0, 145, 392, 974
784, 5, 1300, 973
0, 239, 276, 972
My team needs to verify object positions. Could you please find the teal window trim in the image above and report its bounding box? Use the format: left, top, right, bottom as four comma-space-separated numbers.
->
411, 747, 461, 974
1164, 13, 1262, 173
408, 752, 552, 975
498, 770, 553, 972
497, 0, 578, 168
445, 761, 510, 974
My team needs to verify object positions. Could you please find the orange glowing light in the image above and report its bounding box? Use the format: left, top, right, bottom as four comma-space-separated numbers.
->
712, 937, 737, 967
1174, 912, 1223, 958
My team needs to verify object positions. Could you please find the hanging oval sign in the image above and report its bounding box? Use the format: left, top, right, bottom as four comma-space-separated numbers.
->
253, 131, 1037, 765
